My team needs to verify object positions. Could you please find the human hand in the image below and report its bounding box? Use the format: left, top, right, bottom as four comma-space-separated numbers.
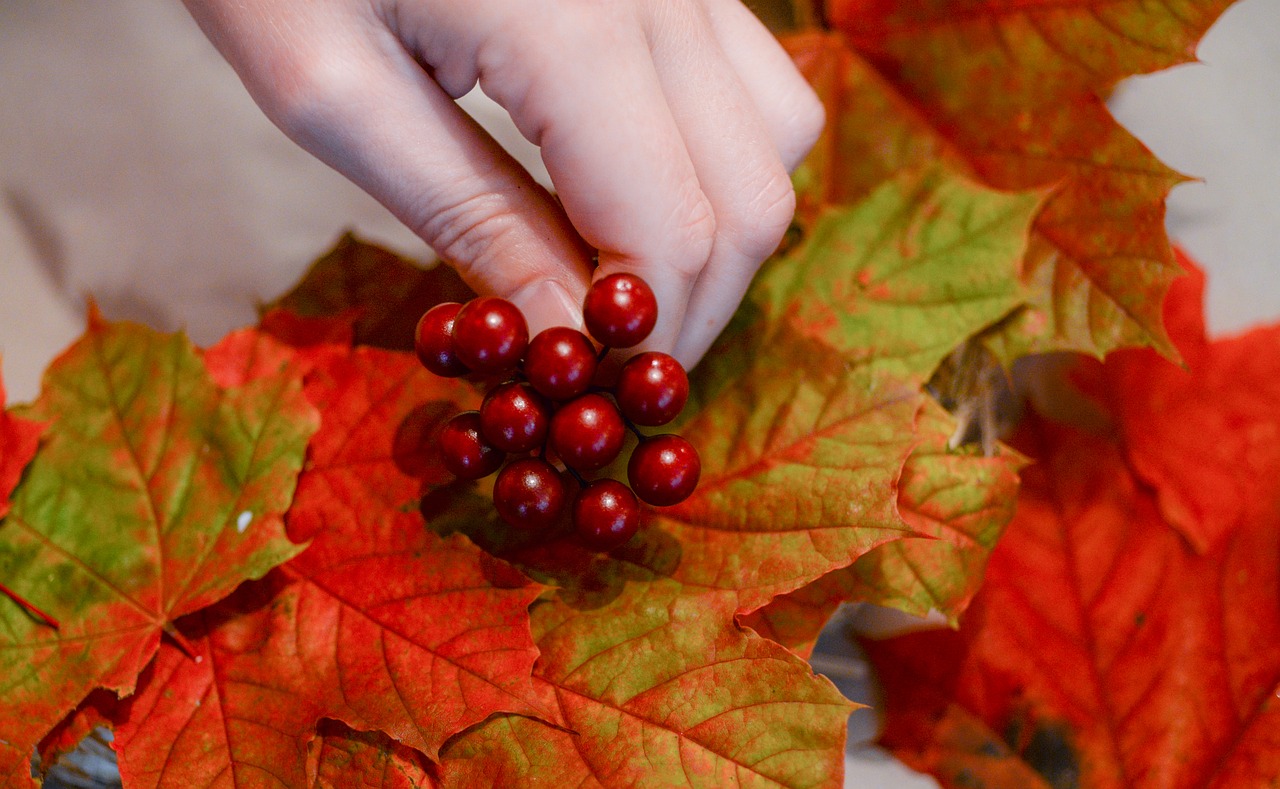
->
182, 0, 824, 367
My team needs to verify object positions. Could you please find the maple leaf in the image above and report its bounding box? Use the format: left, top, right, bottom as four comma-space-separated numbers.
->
308, 721, 434, 789
382, 165, 1034, 785
845, 400, 1024, 622
1095, 251, 1280, 554
741, 400, 1023, 656
437, 576, 856, 789
0, 319, 317, 786
0, 363, 44, 518
107, 343, 548, 786
788, 0, 1234, 362
652, 165, 1039, 612
34, 692, 115, 779
0, 363, 51, 637
262, 232, 475, 352
863, 269, 1280, 788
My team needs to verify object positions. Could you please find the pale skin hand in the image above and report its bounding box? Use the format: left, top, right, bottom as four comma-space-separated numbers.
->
183, 0, 824, 367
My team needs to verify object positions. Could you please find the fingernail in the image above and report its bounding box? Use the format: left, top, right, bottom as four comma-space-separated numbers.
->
510, 279, 585, 337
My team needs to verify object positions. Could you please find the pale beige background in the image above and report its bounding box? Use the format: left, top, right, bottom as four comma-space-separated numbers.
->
1, 1, 1276, 786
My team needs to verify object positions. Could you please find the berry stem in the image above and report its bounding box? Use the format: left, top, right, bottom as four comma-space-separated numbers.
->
0, 581, 60, 629
621, 414, 648, 442
565, 466, 589, 488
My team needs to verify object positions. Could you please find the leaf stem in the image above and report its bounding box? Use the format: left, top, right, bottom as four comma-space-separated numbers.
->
0, 581, 60, 629
163, 622, 199, 659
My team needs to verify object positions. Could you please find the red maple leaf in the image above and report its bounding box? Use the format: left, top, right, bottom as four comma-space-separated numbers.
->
262, 232, 475, 352
1096, 251, 1280, 553
864, 256, 1280, 787
0, 364, 44, 517
104, 341, 548, 786
308, 720, 435, 788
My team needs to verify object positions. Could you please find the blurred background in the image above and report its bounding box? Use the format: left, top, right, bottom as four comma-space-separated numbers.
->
2, 1, 1277, 786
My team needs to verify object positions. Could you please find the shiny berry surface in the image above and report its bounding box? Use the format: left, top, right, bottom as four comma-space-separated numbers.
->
582, 273, 657, 348
450, 297, 529, 374
439, 411, 505, 479
628, 434, 700, 506
573, 479, 642, 550
493, 458, 567, 531
414, 302, 469, 378
524, 327, 598, 401
479, 382, 551, 453
549, 393, 626, 471
614, 352, 688, 426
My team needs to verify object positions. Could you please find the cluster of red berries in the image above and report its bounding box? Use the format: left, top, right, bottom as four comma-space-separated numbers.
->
414, 273, 700, 551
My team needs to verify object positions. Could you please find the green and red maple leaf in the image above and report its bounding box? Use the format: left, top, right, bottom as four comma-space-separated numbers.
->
790, 0, 1232, 362
0, 0, 1255, 786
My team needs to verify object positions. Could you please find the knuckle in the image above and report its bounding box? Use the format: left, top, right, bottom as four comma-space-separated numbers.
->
412, 190, 523, 276
663, 185, 718, 279
729, 169, 797, 262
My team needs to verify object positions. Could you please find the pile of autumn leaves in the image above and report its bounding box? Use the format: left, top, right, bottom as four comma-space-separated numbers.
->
6, 203, 1005, 786
4, 0, 1278, 786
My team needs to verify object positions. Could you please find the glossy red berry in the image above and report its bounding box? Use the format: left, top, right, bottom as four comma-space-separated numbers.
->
479, 382, 551, 453
524, 327, 598, 401
439, 411, 505, 479
450, 297, 528, 374
614, 352, 688, 426
628, 434, 700, 506
573, 479, 642, 550
493, 458, 567, 531
414, 302, 469, 377
582, 273, 657, 348
549, 393, 626, 471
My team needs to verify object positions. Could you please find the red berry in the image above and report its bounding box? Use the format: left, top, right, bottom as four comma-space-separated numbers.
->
614, 352, 688, 426
549, 393, 626, 471
493, 458, 567, 531
524, 327, 598, 401
628, 435, 700, 506
414, 302, 469, 377
573, 480, 642, 550
439, 411, 505, 479
582, 273, 657, 348
450, 297, 529, 374
480, 382, 551, 453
